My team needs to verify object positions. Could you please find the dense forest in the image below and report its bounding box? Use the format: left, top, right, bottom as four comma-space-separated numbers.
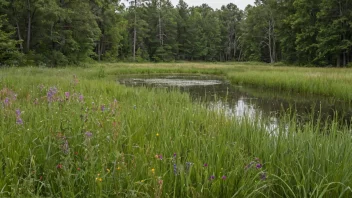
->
0, 0, 352, 66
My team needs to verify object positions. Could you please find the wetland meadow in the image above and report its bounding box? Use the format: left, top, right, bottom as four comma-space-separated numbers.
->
1, 63, 352, 197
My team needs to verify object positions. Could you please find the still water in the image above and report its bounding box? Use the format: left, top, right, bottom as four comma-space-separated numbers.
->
118, 74, 352, 130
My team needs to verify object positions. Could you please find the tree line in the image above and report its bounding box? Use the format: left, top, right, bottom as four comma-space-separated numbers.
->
1, 0, 352, 67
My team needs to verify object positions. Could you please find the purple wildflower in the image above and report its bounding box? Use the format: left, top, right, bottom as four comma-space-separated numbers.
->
79, 94, 84, 102
260, 172, 267, 180
204, 163, 208, 167
101, 105, 105, 112
4, 97, 9, 106
158, 155, 163, 160
47, 87, 58, 102
16, 118, 23, 125
209, 175, 215, 180
172, 153, 177, 163
222, 175, 227, 180
256, 163, 263, 169
15, 109, 21, 117
85, 131, 93, 138
65, 92, 70, 100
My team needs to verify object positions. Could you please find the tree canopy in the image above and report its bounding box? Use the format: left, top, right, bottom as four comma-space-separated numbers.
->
1, 0, 352, 66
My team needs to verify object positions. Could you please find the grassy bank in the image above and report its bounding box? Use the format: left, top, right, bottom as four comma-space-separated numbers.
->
94, 62, 352, 100
3, 63, 352, 100
1, 65, 352, 197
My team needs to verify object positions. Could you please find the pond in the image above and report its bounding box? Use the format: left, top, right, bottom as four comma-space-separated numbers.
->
118, 74, 352, 130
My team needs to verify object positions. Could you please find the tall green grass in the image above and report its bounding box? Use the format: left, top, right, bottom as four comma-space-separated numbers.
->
5, 63, 352, 100
0, 66, 352, 197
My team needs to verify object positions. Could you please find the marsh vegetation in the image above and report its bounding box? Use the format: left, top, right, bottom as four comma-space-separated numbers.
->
1, 63, 352, 197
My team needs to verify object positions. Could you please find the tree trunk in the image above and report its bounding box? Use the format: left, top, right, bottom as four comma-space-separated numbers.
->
337, 55, 341, 67
272, 37, 276, 63
238, 48, 243, 61
268, 21, 273, 63
16, 22, 23, 53
99, 36, 105, 62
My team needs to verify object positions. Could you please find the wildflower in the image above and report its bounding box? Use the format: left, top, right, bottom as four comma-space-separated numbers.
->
209, 175, 215, 180
57, 164, 63, 169
256, 163, 263, 169
15, 109, 21, 117
47, 87, 58, 102
172, 153, 177, 163
4, 97, 9, 106
65, 92, 70, 100
204, 163, 208, 167
117, 166, 121, 170
96, 177, 103, 182
156, 133, 159, 137
101, 105, 105, 112
79, 94, 84, 102
151, 168, 155, 174
221, 175, 227, 180
16, 118, 23, 125
260, 172, 267, 180
158, 155, 163, 160
158, 179, 163, 185
85, 131, 93, 138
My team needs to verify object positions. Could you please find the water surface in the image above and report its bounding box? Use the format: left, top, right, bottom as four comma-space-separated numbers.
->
118, 74, 352, 129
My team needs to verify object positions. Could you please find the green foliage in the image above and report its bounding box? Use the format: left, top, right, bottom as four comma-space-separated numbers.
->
0, 15, 21, 66
1, 0, 352, 66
